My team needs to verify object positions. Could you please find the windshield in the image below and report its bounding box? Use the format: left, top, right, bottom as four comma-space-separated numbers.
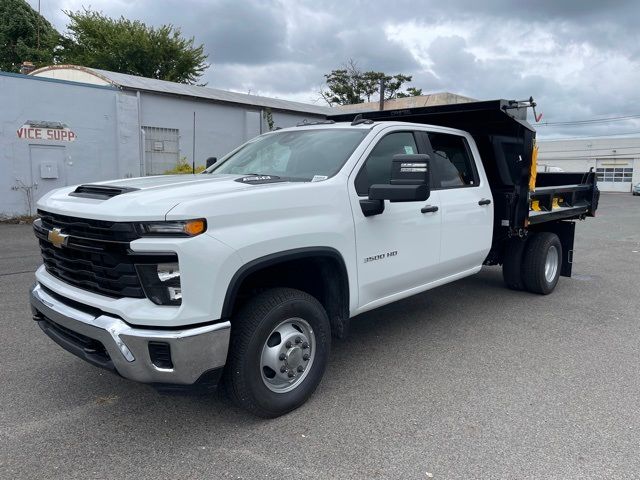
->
206, 128, 368, 180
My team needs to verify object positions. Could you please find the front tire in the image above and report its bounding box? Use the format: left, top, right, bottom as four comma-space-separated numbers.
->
224, 288, 331, 418
522, 232, 562, 294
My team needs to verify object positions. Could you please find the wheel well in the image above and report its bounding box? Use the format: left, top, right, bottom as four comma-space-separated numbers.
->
222, 249, 350, 338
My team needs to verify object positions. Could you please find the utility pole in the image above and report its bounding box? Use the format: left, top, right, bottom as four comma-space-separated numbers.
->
378, 79, 385, 111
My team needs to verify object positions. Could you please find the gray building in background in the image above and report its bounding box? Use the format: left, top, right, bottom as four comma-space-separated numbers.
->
537, 137, 639, 193
1, 65, 331, 217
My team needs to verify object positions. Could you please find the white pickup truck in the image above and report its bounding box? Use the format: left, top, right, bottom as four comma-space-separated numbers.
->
30, 99, 599, 417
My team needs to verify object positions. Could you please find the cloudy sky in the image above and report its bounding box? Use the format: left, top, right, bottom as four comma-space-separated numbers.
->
34, 0, 640, 139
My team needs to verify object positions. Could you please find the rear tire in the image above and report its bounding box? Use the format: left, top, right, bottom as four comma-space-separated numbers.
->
502, 237, 527, 290
522, 232, 562, 295
224, 288, 331, 418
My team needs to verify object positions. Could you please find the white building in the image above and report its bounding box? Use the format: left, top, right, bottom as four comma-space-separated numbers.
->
537, 137, 640, 192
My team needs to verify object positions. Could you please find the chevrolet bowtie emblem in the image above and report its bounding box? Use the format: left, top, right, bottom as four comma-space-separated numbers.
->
48, 228, 69, 248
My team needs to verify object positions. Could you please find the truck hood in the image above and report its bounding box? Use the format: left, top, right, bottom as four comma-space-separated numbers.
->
36, 174, 292, 221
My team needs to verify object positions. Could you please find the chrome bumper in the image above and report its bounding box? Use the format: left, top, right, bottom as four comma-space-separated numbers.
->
30, 283, 230, 386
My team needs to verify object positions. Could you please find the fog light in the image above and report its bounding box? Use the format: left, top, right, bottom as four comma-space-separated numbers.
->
148, 341, 173, 369
136, 262, 182, 306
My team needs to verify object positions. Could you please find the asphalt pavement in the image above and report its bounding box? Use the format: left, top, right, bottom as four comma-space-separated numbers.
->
1, 193, 639, 479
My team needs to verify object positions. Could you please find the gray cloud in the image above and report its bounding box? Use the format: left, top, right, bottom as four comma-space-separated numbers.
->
36, 0, 640, 138
197, 0, 288, 65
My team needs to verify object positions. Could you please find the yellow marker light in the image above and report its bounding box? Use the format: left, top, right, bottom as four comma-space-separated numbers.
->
184, 219, 206, 236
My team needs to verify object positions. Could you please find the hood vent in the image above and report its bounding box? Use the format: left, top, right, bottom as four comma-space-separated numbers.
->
69, 184, 139, 200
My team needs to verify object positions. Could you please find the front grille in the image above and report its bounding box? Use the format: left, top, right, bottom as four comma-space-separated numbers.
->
39, 239, 145, 298
38, 209, 139, 242
35, 210, 176, 299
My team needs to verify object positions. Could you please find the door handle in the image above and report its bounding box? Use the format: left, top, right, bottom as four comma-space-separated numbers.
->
478, 199, 491, 206
421, 205, 439, 213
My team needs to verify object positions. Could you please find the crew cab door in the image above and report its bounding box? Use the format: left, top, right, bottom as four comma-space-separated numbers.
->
419, 130, 493, 275
349, 129, 442, 310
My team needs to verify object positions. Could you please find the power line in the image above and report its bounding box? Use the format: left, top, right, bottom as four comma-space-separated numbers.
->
536, 114, 640, 127
539, 145, 640, 154
538, 152, 640, 159
536, 131, 640, 141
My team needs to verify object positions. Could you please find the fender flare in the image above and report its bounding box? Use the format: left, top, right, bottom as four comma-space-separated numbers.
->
221, 247, 349, 319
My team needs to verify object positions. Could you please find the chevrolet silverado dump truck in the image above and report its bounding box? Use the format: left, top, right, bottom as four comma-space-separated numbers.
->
30, 99, 599, 417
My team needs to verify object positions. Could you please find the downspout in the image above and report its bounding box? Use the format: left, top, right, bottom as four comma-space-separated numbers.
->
137, 90, 145, 176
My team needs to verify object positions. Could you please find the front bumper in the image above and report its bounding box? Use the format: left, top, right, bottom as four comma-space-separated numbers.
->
30, 283, 230, 388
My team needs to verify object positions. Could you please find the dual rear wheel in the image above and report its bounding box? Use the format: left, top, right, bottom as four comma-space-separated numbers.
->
503, 231, 562, 294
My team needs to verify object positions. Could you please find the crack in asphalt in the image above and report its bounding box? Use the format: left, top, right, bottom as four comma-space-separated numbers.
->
0, 269, 37, 277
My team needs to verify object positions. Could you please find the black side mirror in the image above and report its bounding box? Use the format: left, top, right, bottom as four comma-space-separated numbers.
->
206, 157, 217, 168
370, 154, 431, 202
360, 154, 431, 217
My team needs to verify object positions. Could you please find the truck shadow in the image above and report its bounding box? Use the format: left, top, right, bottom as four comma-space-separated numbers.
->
37, 266, 527, 435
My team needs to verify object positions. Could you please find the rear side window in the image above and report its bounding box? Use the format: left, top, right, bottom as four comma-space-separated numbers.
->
427, 133, 478, 189
355, 132, 418, 195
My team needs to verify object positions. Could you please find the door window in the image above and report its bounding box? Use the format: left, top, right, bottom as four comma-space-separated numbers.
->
427, 133, 478, 189
355, 132, 418, 195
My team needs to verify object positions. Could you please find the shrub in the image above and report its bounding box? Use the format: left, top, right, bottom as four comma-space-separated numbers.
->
164, 158, 205, 174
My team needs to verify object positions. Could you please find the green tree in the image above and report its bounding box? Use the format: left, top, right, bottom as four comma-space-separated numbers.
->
397, 87, 423, 98
320, 59, 366, 105
262, 108, 276, 131
61, 9, 208, 84
0, 0, 61, 72
320, 59, 420, 106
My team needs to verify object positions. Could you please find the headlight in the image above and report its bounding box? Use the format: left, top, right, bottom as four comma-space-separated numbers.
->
136, 262, 182, 306
137, 219, 206, 237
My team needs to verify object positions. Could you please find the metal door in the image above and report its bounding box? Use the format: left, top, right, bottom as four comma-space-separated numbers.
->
349, 129, 443, 309
596, 159, 633, 192
142, 126, 180, 175
424, 131, 494, 276
29, 145, 67, 204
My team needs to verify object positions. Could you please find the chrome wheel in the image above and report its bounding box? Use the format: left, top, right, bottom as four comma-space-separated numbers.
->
545, 245, 559, 283
260, 317, 315, 393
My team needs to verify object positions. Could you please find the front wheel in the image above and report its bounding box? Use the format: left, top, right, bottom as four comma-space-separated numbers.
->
224, 288, 331, 418
522, 232, 562, 295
